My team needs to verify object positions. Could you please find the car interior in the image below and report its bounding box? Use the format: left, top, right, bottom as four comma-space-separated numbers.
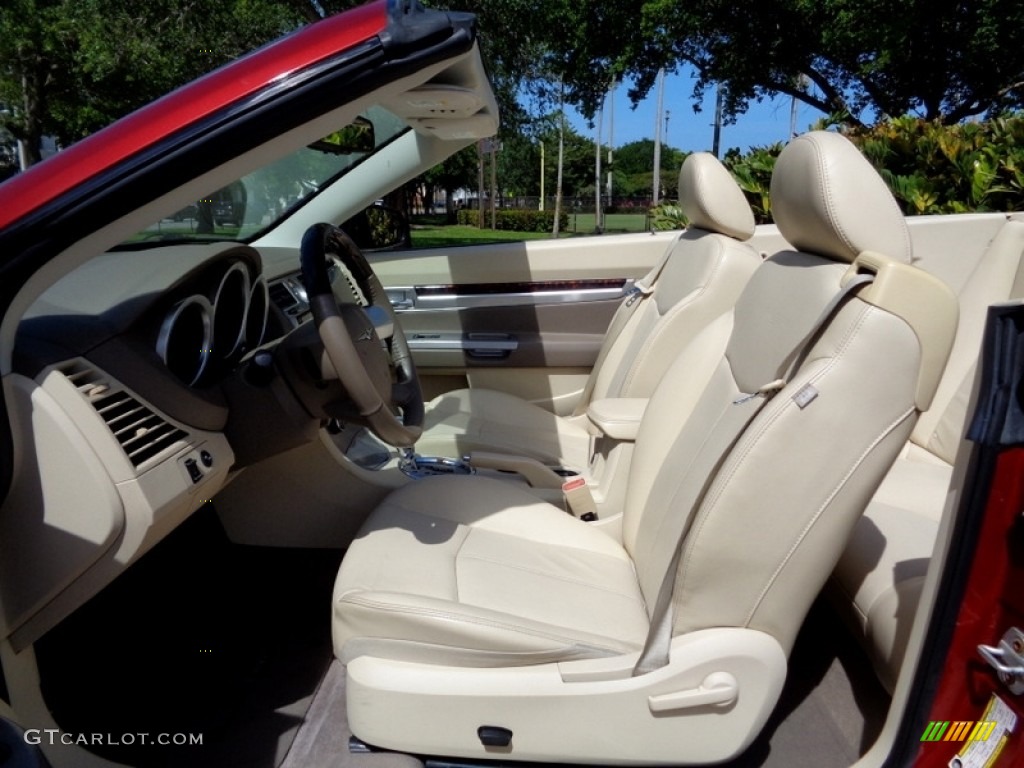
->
1, 6, 1024, 768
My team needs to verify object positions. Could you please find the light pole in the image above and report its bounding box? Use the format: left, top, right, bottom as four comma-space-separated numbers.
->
539, 140, 545, 211
607, 78, 616, 211
652, 68, 665, 205
595, 92, 603, 232
553, 80, 565, 237
712, 84, 724, 158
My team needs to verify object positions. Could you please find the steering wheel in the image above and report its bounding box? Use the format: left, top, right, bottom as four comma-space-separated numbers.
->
300, 222, 423, 447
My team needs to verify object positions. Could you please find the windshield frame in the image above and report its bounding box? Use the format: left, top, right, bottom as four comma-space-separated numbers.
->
116, 107, 411, 250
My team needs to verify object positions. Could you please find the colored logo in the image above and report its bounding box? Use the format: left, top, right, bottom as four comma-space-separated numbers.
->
920, 720, 998, 742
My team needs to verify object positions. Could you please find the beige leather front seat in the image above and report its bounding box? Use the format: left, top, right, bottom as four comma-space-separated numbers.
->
414, 152, 761, 467
331, 133, 958, 765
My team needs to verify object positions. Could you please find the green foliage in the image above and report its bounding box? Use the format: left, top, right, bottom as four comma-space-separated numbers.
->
457, 208, 569, 232
714, 117, 1024, 223
422, 145, 480, 212
0, 0, 306, 164
650, 204, 687, 231
550, 0, 1024, 129
364, 206, 406, 248
539, 121, 598, 199
846, 116, 1024, 215
613, 139, 687, 198
722, 143, 783, 224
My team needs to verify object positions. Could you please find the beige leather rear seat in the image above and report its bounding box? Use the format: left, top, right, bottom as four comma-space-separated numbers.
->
833, 213, 1024, 693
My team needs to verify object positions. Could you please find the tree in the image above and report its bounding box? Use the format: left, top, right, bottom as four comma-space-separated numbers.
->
0, 122, 17, 180
424, 1, 585, 135
536, 119, 593, 199
0, 0, 309, 166
612, 138, 686, 198
549, 0, 1024, 128
422, 144, 479, 214
496, 133, 541, 199
0, 0, 65, 166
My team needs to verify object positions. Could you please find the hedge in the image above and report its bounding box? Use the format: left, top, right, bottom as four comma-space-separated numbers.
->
457, 208, 569, 232
849, 116, 1024, 215
721, 115, 1024, 223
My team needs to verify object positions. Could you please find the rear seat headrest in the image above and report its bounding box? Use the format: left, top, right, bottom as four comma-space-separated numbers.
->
679, 152, 756, 241
771, 131, 912, 264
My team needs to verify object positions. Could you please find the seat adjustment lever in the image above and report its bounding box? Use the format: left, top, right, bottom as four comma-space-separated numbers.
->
647, 672, 738, 712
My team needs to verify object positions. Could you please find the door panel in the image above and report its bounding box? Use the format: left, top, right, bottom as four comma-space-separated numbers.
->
369, 232, 675, 408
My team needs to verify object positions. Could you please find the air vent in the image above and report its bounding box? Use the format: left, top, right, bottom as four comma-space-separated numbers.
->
61, 359, 111, 396
269, 281, 298, 312
57, 360, 189, 468
92, 391, 188, 467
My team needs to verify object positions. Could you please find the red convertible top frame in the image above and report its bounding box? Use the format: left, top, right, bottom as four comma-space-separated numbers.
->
0, 0, 388, 231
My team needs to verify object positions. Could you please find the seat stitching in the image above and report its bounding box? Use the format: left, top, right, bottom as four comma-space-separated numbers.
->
637, 387, 738, 593
456, 552, 647, 606
679, 304, 872, 589
621, 238, 732, 396
338, 592, 636, 652
454, 526, 468, 604
381, 487, 638, 560
743, 405, 916, 626
699, 303, 870, 520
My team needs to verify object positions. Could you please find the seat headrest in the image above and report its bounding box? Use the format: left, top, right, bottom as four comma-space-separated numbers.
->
679, 152, 755, 241
771, 131, 912, 264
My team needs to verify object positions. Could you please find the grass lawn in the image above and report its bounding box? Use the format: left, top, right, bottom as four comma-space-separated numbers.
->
125, 220, 242, 243
568, 212, 650, 234
410, 212, 651, 248
410, 224, 565, 248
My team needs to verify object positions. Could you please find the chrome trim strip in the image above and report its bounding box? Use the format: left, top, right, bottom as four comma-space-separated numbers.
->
244, 276, 269, 350
391, 282, 633, 311
156, 295, 214, 387
407, 333, 518, 352
213, 261, 251, 360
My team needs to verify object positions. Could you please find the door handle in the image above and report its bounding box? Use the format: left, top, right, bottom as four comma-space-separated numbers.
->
386, 288, 415, 310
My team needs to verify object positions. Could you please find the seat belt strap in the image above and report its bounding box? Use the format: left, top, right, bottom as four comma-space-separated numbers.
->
775, 272, 876, 384
572, 233, 683, 417
632, 270, 875, 676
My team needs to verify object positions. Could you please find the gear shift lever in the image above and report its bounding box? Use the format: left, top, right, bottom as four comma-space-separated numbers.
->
398, 448, 474, 478
398, 446, 418, 473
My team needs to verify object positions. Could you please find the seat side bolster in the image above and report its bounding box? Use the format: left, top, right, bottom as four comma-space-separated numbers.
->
851, 251, 959, 411
596, 235, 759, 403
335, 590, 639, 665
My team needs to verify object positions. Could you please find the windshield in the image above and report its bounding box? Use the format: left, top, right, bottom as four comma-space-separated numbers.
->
125, 106, 408, 245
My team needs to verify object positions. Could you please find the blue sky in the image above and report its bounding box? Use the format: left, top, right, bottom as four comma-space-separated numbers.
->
566, 69, 826, 154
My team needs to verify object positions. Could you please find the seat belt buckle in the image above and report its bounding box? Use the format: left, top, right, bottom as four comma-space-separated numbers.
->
562, 476, 598, 521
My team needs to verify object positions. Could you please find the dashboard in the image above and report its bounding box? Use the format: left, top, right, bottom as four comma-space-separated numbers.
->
2, 241, 324, 652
